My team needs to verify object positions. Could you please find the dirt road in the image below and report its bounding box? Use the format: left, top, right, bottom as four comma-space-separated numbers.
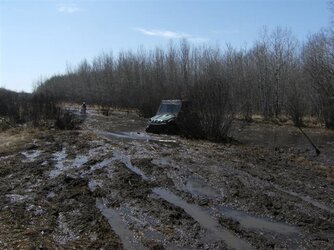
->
0, 110, 333, 249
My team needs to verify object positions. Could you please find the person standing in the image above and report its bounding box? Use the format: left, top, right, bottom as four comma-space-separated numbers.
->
81, 102, 87, 114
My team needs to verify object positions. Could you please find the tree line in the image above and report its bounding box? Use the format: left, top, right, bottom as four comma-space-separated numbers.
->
0, 88, 60, 127
34, 26, 333, 139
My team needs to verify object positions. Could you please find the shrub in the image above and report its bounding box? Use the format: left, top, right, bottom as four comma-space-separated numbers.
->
188, 78, 234, 141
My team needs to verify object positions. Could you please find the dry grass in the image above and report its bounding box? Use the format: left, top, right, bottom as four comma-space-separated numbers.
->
316, 164, 334, 181
235, 113, 326, 129
60, 102, 141, 114
0, 128, 38, 154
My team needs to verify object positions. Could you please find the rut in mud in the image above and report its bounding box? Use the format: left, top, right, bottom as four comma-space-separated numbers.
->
0, 109, 333, 249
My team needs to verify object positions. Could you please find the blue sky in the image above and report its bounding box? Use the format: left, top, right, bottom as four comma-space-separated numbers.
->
0, 0, 332, 92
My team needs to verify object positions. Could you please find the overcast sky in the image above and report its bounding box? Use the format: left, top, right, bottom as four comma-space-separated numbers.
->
0, 0, 332, 92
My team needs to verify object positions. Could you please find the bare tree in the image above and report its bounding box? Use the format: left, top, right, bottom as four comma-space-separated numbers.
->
285, 65, 308, 127
303, 30, 334, 128
34, 25, 334, 139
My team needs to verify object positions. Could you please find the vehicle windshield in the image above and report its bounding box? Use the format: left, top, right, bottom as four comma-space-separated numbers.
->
157, 103, 181, 114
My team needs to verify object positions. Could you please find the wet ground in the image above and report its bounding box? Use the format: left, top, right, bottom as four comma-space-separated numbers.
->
0, 109, 333, 249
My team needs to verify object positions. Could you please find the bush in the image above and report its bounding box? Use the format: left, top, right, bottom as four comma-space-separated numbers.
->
322, 97, 334, 129
176, 109, 204, 139
286, 93, 305, 127
54, 110, 84, 130
188, 78, 234, 141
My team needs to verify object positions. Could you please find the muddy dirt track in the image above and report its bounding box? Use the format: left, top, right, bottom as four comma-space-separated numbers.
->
0, 110, 333, 249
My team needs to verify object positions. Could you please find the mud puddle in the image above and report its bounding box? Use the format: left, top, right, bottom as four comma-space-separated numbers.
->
184, 176, 220, 199
55, 213, 77, 245
21, 149, 42, 162
222, 163, 334, 215
219, 206, 299, 235
230, 122, 334, 150
151, 157, 173, 167
49, 148, 94, 178
119, 205, 171, 245
88, 180, 98, 191
72, 154, 88, 167
96, 130, 178, 144
96, 198, 146, 250
49, 148, 68, 178
98, 131, 151, 141
6, 194, 29, 203
112, 151, 149, 180
91, 158, 113, 171
274, 185, 334, 214
0, 154, 14, 160
152, 188, 253, 250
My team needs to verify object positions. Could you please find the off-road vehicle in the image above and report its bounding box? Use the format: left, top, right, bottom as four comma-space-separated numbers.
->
146, 100, 188, 134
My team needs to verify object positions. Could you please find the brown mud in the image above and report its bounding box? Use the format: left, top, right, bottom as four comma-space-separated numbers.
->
0, 109, 333, 249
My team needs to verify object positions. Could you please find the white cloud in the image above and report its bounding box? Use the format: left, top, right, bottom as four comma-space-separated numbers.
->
135, 28, 189, 39
57, 4, 81, 14
135, 28, 208, 42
